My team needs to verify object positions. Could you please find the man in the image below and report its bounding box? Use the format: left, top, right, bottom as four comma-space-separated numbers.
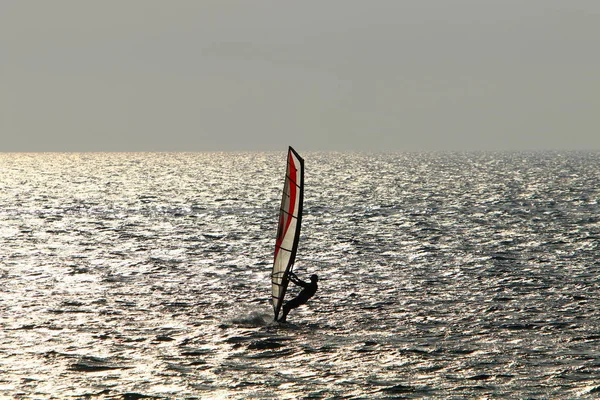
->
279, 272, 318, 323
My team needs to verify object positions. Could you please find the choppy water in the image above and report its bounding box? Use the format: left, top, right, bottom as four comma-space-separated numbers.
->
1, 151, 599, 399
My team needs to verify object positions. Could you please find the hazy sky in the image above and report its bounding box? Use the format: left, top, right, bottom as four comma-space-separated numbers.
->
2, 1, 599, 152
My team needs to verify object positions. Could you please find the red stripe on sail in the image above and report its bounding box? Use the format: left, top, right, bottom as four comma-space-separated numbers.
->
286, 155, 298, 238
274, 152, 298, 260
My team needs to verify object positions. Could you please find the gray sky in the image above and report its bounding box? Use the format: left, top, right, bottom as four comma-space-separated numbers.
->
2, 0, 599, 152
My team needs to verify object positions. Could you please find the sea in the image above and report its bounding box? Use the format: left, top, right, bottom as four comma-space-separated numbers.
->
1, 151, 599, 399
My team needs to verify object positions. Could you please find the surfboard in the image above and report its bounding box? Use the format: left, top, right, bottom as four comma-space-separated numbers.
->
271, 146, 304, 321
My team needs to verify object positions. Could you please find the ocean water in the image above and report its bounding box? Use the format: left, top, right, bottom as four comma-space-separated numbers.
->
1, 151, 599, 399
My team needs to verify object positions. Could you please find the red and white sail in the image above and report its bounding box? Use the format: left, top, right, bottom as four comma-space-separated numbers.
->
272, 147, 304, 321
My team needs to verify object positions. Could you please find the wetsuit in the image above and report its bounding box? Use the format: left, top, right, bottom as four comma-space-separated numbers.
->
279, 273, 318, 322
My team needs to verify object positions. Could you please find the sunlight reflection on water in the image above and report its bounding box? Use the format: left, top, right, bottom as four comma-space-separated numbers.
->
1, 151, 599, 398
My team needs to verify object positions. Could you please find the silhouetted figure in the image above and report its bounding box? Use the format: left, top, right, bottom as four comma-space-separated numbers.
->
279, 272, 318, 322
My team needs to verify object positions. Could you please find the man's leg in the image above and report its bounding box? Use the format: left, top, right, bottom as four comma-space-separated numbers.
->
279, 297, 303, 322
279, 303, 291, 322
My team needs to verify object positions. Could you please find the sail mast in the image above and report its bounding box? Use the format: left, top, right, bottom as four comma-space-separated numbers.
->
271, 146, 304, 321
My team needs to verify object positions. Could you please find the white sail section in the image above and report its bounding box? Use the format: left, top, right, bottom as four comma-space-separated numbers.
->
272, 147, 304, 321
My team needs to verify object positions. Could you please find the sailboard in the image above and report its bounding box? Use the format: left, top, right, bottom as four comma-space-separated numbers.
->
271, 146, 304, 321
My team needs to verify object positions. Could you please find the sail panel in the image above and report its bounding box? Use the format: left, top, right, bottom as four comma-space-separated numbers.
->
272, 147, 304, 320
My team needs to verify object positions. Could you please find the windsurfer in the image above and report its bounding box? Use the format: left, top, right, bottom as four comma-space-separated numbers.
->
279, 272, 318, 322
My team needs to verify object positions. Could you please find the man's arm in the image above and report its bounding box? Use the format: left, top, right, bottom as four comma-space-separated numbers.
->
288, 272, 307, 287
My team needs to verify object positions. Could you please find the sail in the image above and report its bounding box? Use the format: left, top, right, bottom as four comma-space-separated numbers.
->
272, 146, 304, 321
